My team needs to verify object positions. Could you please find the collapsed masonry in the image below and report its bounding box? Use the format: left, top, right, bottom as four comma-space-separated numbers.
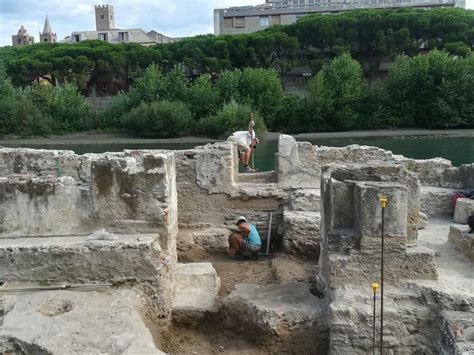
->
0, 135, 472, 354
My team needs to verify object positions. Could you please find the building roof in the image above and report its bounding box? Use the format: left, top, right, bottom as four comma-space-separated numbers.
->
17, 25, 28, 35
42, 15, 52, 34
67, 28, 158, 44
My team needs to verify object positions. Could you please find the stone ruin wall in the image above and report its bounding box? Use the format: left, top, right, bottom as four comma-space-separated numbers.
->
0, 148, 178, 317
0, 135, 473, 354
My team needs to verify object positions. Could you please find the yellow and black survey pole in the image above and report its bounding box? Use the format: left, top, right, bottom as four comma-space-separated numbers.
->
379, 197, 387, 354
250, 112, 255, 170
371, 282, 380, 355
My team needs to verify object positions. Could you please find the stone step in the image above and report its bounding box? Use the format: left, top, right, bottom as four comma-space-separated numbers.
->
0, 231, 163, 284
221, 282, 327, 354
235, 171, 277, 184
283, 210, 321, 258
172, 263, 221, 324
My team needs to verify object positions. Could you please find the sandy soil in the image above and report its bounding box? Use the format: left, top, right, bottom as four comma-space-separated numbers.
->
156, 253, 317, 354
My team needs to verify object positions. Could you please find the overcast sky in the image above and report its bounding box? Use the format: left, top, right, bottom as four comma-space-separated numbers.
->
0, 0, 472, 47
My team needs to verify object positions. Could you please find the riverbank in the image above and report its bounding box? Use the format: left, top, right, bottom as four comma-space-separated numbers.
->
1, 128, 473, 146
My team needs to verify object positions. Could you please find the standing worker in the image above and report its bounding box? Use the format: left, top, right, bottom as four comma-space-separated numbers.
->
228, 216, 262, 259
226, 119, 259, 173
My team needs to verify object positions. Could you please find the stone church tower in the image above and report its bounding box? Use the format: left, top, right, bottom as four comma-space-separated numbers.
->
39, 15, 57, 43
95, 4, 115, 31
12, 26, 34, 46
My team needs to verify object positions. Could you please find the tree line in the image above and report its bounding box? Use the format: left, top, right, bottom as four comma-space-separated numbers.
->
1, 50, 472, 137
0, 8, 472, 95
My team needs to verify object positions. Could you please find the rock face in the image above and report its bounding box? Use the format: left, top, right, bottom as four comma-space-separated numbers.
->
222, 283, 328, 354
0, 289, 162, 355
454, 198, 474, 224
172, 263, 220, 324
448, 225, 474, 260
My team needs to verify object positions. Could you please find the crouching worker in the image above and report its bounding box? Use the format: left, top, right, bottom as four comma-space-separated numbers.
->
228, 216, 262, 259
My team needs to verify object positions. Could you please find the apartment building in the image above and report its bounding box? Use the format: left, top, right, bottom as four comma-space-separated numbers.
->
214, 0, 465, 35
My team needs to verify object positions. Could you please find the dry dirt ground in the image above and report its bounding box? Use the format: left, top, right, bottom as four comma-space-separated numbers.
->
156, 253, 317, 354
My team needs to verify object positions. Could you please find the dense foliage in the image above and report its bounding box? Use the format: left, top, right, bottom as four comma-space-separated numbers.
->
0, 8, 472, 94
0, 74, 91, 136
0, 8, 472, 137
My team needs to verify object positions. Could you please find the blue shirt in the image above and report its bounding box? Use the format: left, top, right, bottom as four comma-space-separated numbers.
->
246, 224, 261, 246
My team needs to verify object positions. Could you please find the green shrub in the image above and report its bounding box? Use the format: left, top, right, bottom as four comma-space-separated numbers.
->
122, 101, 193, 138
272, 95, 315, 133
99, 93, 131, 129
239, 68, 283, 120
26, 83, 92, 132
384, 51, 474, 127
198, 101, 266, 139
186, 74, 219, 119
308, 53, 364, 130
0, 90, 53, 136
216, 70, 241, 104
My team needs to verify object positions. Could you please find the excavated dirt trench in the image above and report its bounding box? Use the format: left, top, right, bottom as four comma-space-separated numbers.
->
156, 252, 318, 354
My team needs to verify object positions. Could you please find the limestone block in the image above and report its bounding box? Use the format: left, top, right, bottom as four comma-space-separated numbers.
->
354, 181, 408, 247
454, 198, 474, 224
283, 210, 321, 258
92, 152, 175, 233
0, 289, 163, 354
418, 211, 429, 230
441, 163, 474, 189
178, 227, 230, 254
287, 189, 321, 212
0, 233, 165, 283
448, 225, 474, 260
277, 135, 321, 189
0, 175, 93, 237
398, 157, 453, 187
325, 246, 437, 288
328, 286, 434, 354
194, 142, 235, 194
420, 186, 455, 217
325, 164, 420, 244
172, 263, 220, 324
222, 283, 328, 354
316, 144, 394, 166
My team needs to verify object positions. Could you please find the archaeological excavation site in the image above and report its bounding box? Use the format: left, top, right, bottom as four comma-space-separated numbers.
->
0, 134, 472, 354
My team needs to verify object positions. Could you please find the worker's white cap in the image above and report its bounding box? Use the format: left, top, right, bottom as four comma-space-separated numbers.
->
236, 216, 247, 226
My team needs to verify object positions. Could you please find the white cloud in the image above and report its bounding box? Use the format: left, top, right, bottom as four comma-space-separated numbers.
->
0, 0, 258, 46
1, 0, 472, 46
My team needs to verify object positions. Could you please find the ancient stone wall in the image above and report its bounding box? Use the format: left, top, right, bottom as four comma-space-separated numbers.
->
175, 143, 284, 254
279, 134, 474, 190
0, 147, 178, 317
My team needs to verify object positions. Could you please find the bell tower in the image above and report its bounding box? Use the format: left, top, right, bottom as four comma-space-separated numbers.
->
39, 15, 57, 43
95, 4, 115, 31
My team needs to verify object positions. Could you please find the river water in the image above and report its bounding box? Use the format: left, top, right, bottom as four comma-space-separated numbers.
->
2, 133, 473, 172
